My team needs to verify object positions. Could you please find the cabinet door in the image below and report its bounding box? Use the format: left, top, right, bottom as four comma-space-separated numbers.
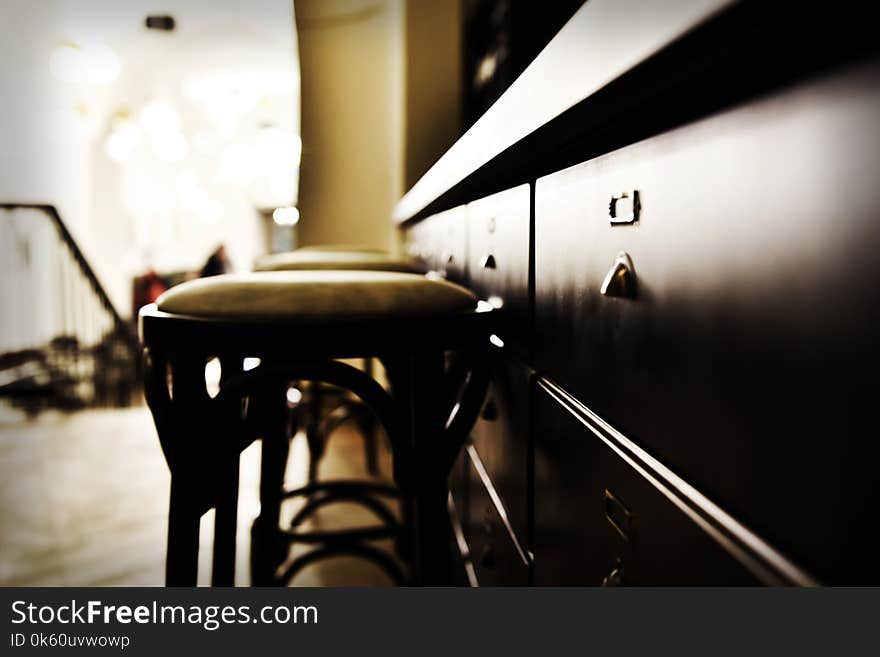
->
404, 205, 467, 282
534, 383, 761, 586
535, 61, 880, 583
464, 444, 530, 586
470, 358, 531, 543
467, 185, 531, 358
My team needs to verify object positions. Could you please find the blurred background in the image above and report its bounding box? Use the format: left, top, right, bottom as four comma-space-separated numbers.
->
0, 0, 579, 585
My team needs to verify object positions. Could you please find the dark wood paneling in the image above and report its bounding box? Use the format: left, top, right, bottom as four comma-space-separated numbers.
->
535, 60, 880, 583
463, 444, 530, 586
470, 357, 531, 544
404, 205, 468, 283
533, 384, 759, 586
467, 185, 531, 358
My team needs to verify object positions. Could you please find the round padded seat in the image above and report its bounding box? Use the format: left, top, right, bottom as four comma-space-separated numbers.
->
156, 271, 477, 321
295, 244, 386, 253
253, 249, 424, 274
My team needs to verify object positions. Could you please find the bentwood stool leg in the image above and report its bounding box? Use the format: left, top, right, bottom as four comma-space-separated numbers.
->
212, 356, 243, 586
148, 352, 247, 586
252, 382, 291, 585
305, 381, 325, 484
166, 476, 201, 586
163, 357, 210, 586
362, 358, 380, 476
211, 450, 240, 586
407, 351, 456, 585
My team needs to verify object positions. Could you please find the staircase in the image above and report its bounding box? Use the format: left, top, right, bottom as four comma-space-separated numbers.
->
0, 203, 141, 416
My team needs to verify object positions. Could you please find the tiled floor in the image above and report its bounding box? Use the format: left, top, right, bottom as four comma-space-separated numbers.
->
0, 402, 398, 586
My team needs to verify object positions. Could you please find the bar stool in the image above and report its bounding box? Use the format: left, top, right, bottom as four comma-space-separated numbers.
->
140, 270, 492, 586
252, 249, 426, 480
251, 248, 428, 581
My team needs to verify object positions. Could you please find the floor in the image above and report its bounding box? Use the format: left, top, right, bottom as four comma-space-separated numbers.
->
0, 401, 398, 586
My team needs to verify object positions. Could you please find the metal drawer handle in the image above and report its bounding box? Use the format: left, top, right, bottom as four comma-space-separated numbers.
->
600, 252, 637, 299
479, 253, 497, 270
604, 488, 636, 542
609, 190, 640, 224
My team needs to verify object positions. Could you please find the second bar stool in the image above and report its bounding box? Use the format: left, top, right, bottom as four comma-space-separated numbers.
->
251, 247, 430, 582
254, 249, 425, 274
253, 246, 426, 481
140, 270, 492, 586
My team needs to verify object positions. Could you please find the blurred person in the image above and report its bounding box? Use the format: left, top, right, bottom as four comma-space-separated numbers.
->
132, 268, 169, 316
199, 244, 230, 278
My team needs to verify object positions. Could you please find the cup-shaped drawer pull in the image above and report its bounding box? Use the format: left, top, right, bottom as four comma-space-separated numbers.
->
479, 253, 497, 270
600, 252, 637, 299
609, 190, 640, 224
604, 488, 636, 542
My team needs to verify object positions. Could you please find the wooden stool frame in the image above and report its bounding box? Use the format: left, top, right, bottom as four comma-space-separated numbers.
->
140, 303, 493, 586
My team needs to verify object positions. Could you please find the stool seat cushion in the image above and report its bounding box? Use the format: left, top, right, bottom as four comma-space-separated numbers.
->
156, 271, 477, 321
254, 250, 424, 273
295, 244, 386, 253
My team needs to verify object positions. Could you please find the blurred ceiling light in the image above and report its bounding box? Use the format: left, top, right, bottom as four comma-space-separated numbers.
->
272, 206, 299, 226
49, 41, 121, 85
82, 43, 122, 84
49, 43, 85, 83
140, 100, 181, 135
104, 129, 137, 162
104, 112, 139, 162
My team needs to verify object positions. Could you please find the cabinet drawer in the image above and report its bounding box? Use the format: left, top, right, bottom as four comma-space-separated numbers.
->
404, 205, 467, 283
467, 185, 531, 356
533, 383, 759, 586
470, 357, 531, 543
534, 61, 880, 583
464, 443, 530, 586
403, 216, 434, 269
449, 445, 470, 525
